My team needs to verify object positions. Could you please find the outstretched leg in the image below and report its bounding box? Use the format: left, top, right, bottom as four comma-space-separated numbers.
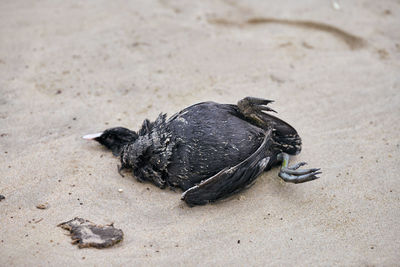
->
237, 97, 302, 155
277, 153, 321, 183
237, 97, 277, 128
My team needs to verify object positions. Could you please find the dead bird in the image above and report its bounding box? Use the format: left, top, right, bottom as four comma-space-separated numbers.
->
84, 97, 321, 206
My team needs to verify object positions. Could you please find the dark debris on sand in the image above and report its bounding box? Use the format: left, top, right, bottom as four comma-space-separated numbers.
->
58, 217, 123, 249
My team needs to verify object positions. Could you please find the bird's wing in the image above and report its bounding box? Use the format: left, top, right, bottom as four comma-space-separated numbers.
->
181, 129, 272, 206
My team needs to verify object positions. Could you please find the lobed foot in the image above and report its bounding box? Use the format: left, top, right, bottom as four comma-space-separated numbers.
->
238, 97, 277, 114
279, 162, 321, 184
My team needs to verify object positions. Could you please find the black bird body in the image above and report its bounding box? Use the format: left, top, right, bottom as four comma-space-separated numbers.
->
85, 97, 319, 206
167, 103, 267, 190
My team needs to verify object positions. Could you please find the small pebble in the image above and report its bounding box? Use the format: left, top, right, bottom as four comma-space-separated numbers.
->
332, 1, 341, 10
36, 203, 49, 210
118, 189, 123, 193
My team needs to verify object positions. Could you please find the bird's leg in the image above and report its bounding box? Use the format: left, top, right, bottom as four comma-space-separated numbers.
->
237, 97, 277, 128
277, 153, 321, 183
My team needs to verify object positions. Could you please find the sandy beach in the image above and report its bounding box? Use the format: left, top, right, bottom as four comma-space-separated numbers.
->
1, 0, 399, 265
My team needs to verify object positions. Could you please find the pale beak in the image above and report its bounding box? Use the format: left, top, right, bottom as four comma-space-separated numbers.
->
82, 132, 103, 140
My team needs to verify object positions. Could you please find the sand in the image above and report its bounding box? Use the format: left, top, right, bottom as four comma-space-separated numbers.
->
0, 0, 399, 266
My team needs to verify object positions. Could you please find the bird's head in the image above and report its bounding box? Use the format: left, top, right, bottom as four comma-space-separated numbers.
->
83, 127, 138, 156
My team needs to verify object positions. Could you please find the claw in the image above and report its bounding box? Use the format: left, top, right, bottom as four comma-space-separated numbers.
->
295, 174, 320, 183
244, 97, 274, 105
259, 106, 277, 113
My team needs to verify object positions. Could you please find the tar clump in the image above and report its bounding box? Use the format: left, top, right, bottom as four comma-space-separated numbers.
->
58, 217, 123, 249
84, 97, 321, 206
